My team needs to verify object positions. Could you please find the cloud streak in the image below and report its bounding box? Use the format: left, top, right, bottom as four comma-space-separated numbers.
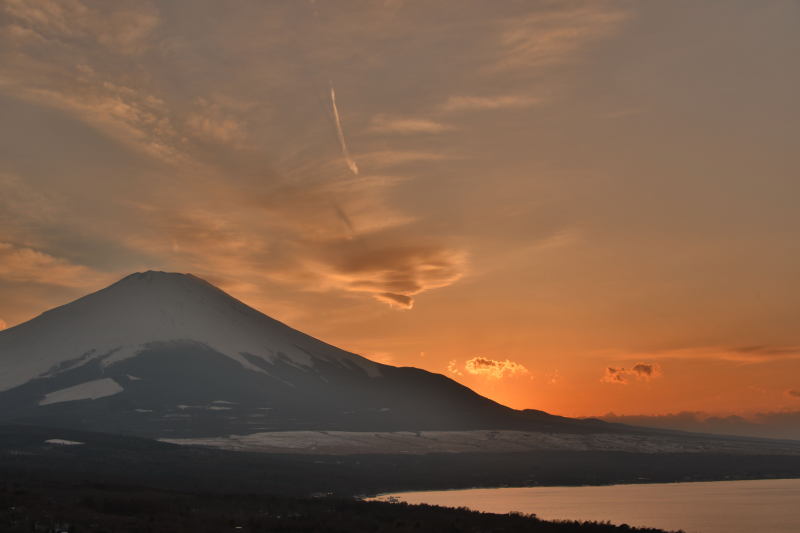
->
627, 346, 800, 363
443, 94, 543, 112
0, 242, 107, 289
370, 115, 452, 134
493, 4, 629, 72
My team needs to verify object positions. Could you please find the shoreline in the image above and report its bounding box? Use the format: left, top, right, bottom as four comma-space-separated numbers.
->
367, 475, 800, 500
366, 478, 800, 533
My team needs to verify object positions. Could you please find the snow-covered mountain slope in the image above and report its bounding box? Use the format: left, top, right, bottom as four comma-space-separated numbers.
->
0, 271, 605, 438
0, 271, 379, 392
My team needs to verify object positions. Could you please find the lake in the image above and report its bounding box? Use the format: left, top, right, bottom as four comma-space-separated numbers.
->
372, 478, 800, 533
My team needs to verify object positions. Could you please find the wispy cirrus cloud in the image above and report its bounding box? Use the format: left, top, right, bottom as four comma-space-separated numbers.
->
0, 1, 179, 161
0, 0, 633, 325
729, 345, 800, 360
355, 150, 452, 169
0, 242, 107, 289
492, 4, 629, 72
184, 98, 246, 145
3, 0, 159, 55
443, 94, 543, 112
369, 115, 452, 134
124, 179, 467, 311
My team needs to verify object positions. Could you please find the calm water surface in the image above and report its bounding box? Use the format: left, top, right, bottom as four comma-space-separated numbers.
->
374, 478, 800, 533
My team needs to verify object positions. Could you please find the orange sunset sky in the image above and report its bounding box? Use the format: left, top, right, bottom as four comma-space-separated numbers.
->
1, 1, 799, 421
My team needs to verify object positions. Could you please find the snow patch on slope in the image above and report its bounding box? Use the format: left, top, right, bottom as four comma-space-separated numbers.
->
45, 439, 84, 446
39, 378, 124, 406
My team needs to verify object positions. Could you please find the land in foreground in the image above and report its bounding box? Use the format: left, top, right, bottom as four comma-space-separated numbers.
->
5, 425, 800, 532
3, 425, 800, 496
1, 481, 679, 533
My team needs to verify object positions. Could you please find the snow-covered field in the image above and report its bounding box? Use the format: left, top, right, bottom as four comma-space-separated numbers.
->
161, 430, 800, 456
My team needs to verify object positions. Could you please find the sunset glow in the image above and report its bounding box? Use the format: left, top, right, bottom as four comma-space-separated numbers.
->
2, 0, 799, 425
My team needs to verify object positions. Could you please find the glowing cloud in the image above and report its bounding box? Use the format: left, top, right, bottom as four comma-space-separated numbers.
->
329, 86, 359, 175
308, 241, 467, 309
0, 242, 104, 289
464, 357, 528, 379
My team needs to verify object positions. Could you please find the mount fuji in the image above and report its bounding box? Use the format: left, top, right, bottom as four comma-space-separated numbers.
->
0, 271, 594, 438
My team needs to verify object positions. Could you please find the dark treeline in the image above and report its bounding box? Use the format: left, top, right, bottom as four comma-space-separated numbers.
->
0, 482, 680, 533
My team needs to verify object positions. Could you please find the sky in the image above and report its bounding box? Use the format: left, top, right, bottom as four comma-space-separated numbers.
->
1, 0, 799, 423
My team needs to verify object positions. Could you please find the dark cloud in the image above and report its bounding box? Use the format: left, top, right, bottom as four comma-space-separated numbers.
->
602, 367, 628, 384
786, 389, 800, 399
375, 292, 414, 309
310, 237, 466, 308
602, 362, 662, 384
632, 363, 657, 376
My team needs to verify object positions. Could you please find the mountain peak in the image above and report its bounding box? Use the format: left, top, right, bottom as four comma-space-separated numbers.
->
0, 271, 381, 393
114, 270, 211, 290
123, 270, 196, 281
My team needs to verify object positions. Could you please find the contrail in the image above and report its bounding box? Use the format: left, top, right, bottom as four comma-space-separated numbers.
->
329, 86, 359, 175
